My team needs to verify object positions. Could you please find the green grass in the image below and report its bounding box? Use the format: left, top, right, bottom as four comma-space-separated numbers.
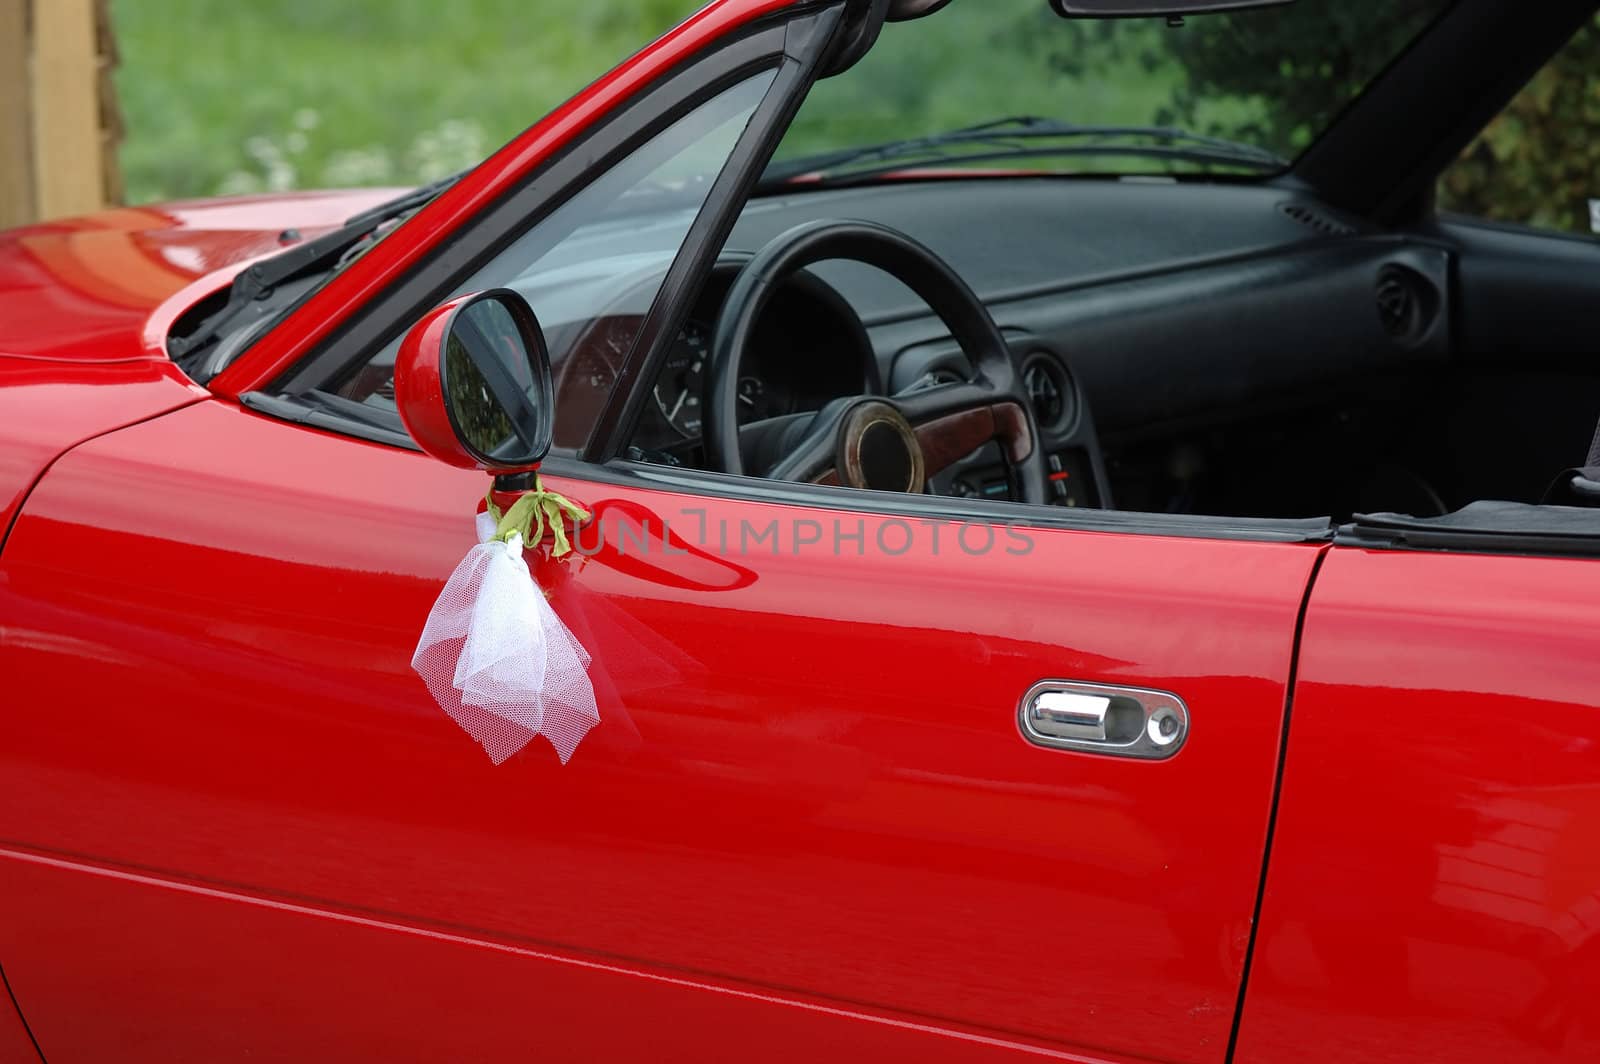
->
113, 0, 697, 203
113, 0, 1262, 205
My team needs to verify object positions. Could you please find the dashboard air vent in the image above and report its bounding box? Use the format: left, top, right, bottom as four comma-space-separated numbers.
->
1374, 265, 1436, 344
1021, 353, 1076, 431
1279, 202, 1358, 237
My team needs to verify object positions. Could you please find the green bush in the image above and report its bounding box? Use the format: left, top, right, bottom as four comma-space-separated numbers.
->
1033, 5, 1600, 234
1438, 16, 1600, 233
1059, 4, 1443, 155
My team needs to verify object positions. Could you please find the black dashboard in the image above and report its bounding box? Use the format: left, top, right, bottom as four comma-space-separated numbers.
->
622, 175, 1461, 519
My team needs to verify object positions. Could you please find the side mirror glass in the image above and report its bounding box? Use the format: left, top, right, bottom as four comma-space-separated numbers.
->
394, 288, 555, 472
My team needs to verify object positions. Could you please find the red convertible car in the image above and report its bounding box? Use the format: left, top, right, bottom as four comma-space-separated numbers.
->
3, 0, 1600, 1060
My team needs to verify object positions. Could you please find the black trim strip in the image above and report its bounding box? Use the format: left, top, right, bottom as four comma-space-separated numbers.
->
1336, 520, 1600, 560
241, 391, 418, 450
568, 458, 1331, 543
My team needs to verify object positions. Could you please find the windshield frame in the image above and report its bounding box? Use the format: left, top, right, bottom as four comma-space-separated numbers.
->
763, 0, 1458, 190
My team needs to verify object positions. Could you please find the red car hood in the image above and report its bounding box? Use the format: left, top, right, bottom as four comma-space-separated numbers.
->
0, 188, 403, 364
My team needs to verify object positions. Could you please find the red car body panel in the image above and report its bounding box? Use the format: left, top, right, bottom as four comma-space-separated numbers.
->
0, 358, 204, 543
0, 398, 1319, 1062
0, 191, 396, 364
0, 850, 1114, 1064
1237, 549, 1600, 1063
0, 189, 395, 546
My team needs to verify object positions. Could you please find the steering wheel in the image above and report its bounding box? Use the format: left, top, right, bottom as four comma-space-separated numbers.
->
704, 220, 1050, 505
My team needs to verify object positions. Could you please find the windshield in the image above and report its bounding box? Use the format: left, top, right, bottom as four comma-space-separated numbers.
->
775, 0, 1453, 178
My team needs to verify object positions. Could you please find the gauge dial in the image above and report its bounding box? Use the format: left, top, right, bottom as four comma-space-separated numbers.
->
653, 320, 710, 437
736, 375, 766, 418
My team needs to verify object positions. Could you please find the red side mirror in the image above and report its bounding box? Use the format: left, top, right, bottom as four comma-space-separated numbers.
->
394, 288, 555, 473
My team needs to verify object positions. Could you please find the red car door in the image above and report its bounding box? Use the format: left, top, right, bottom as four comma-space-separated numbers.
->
1237, 529, 1600, 1063
0, 4, 1323, 1061
0, 398, 1322, 1063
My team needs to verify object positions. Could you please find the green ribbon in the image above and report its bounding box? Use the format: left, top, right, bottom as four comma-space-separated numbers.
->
485, 476, 591, 558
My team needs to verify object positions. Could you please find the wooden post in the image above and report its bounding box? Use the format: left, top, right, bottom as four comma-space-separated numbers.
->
0, 0, 35, 229
95, 0, 123, 208
0, 0, 121, 227
32, 0, 105, 219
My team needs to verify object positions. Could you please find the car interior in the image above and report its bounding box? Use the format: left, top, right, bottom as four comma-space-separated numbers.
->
189, 0, 1600, 544
614, 182, 1565, 521
620, 176, 1600, 523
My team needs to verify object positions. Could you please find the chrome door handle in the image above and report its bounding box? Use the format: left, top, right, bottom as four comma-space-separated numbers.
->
1030, 690, 1112, 741
1019, 681, 1189, 760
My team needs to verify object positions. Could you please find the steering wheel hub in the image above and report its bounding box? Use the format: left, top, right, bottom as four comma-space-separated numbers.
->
837, 401, 926, 493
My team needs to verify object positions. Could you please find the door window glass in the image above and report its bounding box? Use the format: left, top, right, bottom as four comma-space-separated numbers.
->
336, 70, 777, 449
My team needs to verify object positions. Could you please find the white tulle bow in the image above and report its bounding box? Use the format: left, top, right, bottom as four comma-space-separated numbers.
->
412, 511, 599, 765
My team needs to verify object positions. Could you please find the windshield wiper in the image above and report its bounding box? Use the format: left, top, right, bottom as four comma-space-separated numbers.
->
341, 169, 466, 229
757, 115, 1287, 191
169, 169, 466, 366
